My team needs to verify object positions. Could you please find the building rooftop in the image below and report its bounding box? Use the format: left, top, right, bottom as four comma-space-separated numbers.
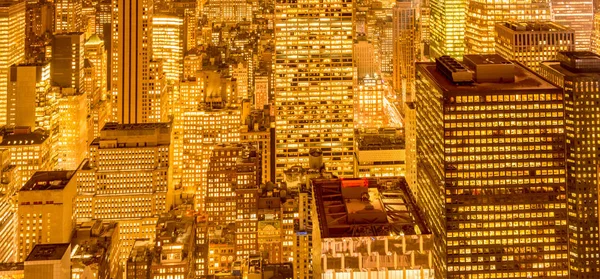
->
553, 51, 600, 73
356, 129, 404, 150
312, 177, 429, 238
25, 243, 70, 262
0, 132, 48, 146
156, 213, 194, 246
0, 262, 23, 272
102, 122, 171, 131
497, 21, 572, 32
20, 171, 75, 191
418, 56, 559, 93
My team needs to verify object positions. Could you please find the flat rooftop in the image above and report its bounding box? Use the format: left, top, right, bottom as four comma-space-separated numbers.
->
417, 60, 559, 93
0, 133, 47, 146
0, 262, 23, 272
498, 21, 572, 32
356, 132, 405, 150
20, 171, 75, 191
26, 243, 70, 262
102, 122, 171, 131
312, 177, 429, 238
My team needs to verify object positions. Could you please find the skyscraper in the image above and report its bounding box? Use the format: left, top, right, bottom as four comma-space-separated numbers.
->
417, 55, 569, 278
465, 0, 551, 54
429, 0, 465, 58
52, 32, 85, 93
0, 1, 25, 125
75, 122, 172, 221
393, 0, 418, 105
54, 0, 82, 33
111, 0, 155, 124
152, 14, 183, 82
273, 0, 355, 179
495, 21, 574, 73
539, 51, 600, 277
17, 171, 77, 261
550, 0, 594, 51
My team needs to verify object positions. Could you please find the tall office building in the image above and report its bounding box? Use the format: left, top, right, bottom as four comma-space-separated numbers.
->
54, 0, 82, 33
206, 145, 241, 233
111, 0, 156, 124
17, 171, 77, 262
0, 1, 26, 125
24, 243, 71, 279
551, 0, 594, 51
539, 51, 600, 277
7, 62, 52, 129
465, 0, 551, 54
181, 107, 240, 210
57, 90, 88, 170
52, 33, 85, 93
84, 34, 107, 97
428, 0, 465, 58
354, 37, 378, 79
417, 55, 568, 278
75, 123, 172, 221
393, 0, 418, 105
495, 21, 574, 73
273, 0, 355, 179
0, 129, 52, 186
234, 147, 261, 259
0, 149, 19, 263
152, 14, 183, 82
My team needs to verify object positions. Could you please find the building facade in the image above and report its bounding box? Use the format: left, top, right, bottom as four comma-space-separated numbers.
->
495, 21, 574, 73
274, 0, 355, 179
539, 51, 600, 277
416, 55, 569, 278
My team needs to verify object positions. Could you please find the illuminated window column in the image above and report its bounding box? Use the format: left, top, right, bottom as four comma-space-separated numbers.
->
0, 1, 25, 125
274, 0, 355, 179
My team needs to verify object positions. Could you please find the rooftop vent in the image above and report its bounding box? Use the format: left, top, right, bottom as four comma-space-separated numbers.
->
435, 56, 474, 83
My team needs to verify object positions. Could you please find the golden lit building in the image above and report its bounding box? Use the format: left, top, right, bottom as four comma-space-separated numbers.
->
375, 19, 394, 74
550, 0, 593, 51
0, 1, 26, 125
404, 102, 417, 194
152, 212, 195, 279
354, 75, 387, 128
274, 0, 355, 179
54, 0, 81, 33
181, 107, 240, 210
465, 0, 551, 54
75, 122, 172, 221
593, 13, 600, 54
110, 218, 157, 278
7, 62, 52, 129
0, 129, 52, 186
111, 0, 156, 124
311, 177, 433, 279
417, 55, 568, 278
84, 34, 108, 98
429, 0, 465, 58
240, 105, 273, 183
393, 0, 417, 105
0, 149, 19, 263
354, 129, 405, 177
206, 144, 241, 232
52, 33, 85, 94
539, 51, 600, 277
152, 14, 183, 82
24, 243, 71, 279
253, 73, 269, 109
234, 147, 261, 259
495, 21, 574, 73
354, 37, 378, 79
57, 90, 88, 170
17, 171, 77, 262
